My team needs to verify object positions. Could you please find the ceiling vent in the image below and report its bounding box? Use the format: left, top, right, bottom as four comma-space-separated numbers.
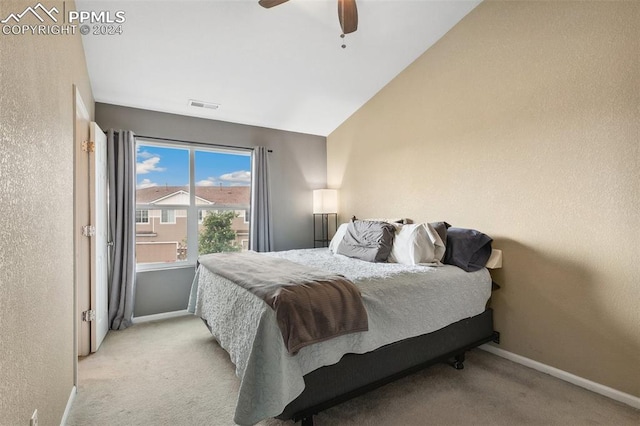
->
189, 99, 220, 110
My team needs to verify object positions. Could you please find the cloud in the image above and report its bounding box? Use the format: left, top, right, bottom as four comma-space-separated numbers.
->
136, 156, 165, 174
137, 151, 155, 160
137, 179, 158, 189
136, 146, 156, 159
220, 170, 251, 184
197, 170, 251, 187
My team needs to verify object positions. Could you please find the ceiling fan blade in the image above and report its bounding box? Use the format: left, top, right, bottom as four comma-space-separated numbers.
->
259, 0, 289, 8
338, 0, 358, 34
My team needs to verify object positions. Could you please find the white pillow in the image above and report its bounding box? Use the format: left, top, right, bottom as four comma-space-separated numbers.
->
425, 222, 446, 262
328, 223, 349, 253
389, 223, 436, 265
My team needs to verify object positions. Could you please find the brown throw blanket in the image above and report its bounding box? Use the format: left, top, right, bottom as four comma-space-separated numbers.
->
198, 251, 368, 354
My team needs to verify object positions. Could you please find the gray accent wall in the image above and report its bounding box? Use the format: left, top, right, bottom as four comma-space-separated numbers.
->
133, 267, 196, 317
96, 103, 327, 316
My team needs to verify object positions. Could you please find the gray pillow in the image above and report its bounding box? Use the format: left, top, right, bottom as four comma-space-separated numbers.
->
337, 220, 396, 262
429, 221, 451, 245
443, 227, 493, 272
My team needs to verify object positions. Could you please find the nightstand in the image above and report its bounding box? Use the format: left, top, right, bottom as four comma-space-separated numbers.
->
313, 213, 337, 248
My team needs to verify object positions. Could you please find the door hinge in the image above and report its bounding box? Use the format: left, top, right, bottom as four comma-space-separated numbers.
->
82, 225, 96, 237
82, 140, 95, 152
82, 310, 96, 322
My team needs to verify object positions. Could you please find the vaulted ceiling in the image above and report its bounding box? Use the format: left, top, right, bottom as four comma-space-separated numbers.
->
78, 0, 480, 136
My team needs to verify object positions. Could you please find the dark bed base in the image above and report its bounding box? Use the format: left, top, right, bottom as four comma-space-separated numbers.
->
276, 308, 498, 425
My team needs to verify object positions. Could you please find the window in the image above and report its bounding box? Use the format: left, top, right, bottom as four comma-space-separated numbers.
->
136, 210, 149, 224
161, 209, 176, 224
135, 140, 251, 267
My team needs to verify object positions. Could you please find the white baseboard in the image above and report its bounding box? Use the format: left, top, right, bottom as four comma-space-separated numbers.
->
132, 309, 191, 324
480, 344, 640, 410
60, 385, 76, 426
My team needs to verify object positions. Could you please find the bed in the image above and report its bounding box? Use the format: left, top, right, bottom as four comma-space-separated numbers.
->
188, 225, 499, 425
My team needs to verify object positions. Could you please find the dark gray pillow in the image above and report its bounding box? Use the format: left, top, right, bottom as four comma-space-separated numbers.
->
337, 220, 396, 262
443, 227, 492, 272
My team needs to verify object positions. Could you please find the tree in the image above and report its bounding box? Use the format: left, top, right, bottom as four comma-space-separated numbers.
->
199, 210, 241, 254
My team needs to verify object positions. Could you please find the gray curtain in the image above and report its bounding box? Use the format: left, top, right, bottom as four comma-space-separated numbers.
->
250, 147, 274, 252
106, 129, 136, 330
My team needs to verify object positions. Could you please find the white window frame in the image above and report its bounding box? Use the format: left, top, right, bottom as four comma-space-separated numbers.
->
160, 209, 176, 224
136, 209, 149, 224
135, 139, 251, 271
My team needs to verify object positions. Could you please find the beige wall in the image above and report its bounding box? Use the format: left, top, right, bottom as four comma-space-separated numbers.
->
0, 1, 94, 424
328, 1, 639, 397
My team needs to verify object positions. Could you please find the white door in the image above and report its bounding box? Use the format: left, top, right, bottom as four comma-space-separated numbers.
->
90, 122, 109, 352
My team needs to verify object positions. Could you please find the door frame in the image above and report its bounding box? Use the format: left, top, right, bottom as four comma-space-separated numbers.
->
73, 86, 87, 386
74, 87, 92, 368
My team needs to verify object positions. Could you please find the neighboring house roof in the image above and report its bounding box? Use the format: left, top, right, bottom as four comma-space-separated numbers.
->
136, 186, 250, 208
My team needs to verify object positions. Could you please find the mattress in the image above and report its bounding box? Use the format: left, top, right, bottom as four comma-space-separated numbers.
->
188, 248, 491, 425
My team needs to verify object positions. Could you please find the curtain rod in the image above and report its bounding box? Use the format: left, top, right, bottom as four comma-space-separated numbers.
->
134, 134, 273, 153
104, 132, 272, 153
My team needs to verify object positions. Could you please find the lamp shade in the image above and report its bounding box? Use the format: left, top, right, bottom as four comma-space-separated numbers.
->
313, 189, 338, 214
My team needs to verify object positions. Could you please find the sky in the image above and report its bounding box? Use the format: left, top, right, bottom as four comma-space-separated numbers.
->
136, 144, 251, 189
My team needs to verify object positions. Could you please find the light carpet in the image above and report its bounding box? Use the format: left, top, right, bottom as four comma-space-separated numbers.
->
66, 315, 639, 426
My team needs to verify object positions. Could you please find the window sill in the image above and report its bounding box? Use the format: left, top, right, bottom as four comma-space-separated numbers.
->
135, 262, 196, 273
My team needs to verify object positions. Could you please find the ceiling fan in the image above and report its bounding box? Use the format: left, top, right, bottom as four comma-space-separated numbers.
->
259, 0, 358, 35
